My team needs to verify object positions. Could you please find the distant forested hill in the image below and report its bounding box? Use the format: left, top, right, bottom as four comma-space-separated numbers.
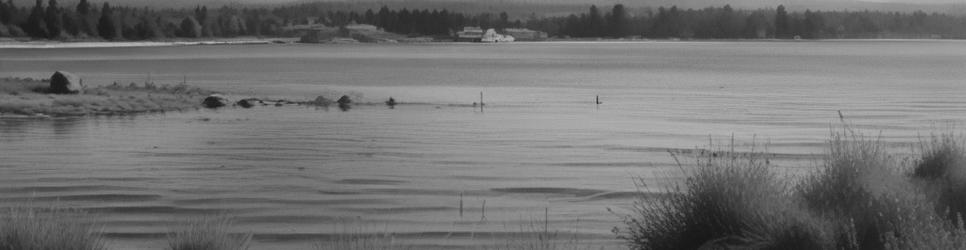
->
3, 0, 966, 41
6, 0, 966, 15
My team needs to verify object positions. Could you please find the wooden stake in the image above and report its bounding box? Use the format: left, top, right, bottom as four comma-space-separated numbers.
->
480, 91, 484, 112
545, 207, 549, 236
481, 200, 486, 221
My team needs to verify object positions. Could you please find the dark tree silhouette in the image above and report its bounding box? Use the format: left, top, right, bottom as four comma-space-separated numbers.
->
96, 2, 115, 39
2, 1, 966, 41
23, 0, 47, 38
179, 17, 200, 38
587, 5, 602, 37
775, 5, 790, 38
44, 0, 61, 38
61, 11, 77, 36
610, 4, 628, 37
0, 1, 8, 24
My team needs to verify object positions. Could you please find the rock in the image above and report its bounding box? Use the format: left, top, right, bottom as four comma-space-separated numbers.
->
236, 98, 257, 108
337, 95, 352, 105
48, 71, 84, 94
312, 96, 333, 106
202, 94, 230, 108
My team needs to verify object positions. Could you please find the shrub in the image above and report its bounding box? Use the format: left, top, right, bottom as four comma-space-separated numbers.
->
911, 133, 966, 223
618, 145, 833, 250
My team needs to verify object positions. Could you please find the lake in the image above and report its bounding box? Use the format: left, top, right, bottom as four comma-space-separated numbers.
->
2, 41, 966, 249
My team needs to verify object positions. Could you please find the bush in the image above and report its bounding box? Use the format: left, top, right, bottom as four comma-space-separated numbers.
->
621, 129, 966, 250
618, 145, 833, 250
911, 133, 966, 222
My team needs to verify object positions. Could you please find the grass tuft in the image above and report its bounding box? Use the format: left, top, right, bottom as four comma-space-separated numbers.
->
0, 206, 105, 250
167, 215, 251, 250
314, 221, 405, 250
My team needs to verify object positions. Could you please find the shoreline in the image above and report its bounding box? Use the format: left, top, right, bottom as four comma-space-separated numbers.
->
3, 37, 965, 49
0, 37, 299, 49
0, 77, 212, 117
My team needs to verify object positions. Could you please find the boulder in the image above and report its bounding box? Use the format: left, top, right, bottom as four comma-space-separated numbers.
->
236, 98, 258, 108
202, 94, 230, 108
312, 96, 333, 106
48, 71, 84, 94
337, 95, 352, 105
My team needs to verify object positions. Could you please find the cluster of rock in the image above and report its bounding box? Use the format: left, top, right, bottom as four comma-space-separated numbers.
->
201, 94, 396, 110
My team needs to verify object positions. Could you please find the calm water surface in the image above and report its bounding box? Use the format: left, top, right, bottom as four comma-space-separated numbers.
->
2, 41, 966, 249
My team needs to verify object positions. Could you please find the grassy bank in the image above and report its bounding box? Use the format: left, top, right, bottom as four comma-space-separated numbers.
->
0, 77, 210, 117
618, 128, 966, 250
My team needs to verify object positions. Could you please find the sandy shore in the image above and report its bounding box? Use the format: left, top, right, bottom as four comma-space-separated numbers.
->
0, 37, 298, 49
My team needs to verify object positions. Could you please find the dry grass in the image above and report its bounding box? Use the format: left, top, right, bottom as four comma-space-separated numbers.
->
314, 231, 401, 250
167, 215, 252, 250
0, 205, 105, 250
486, 214, 599, 250
313, 220, 402, 250
0, 77, 210, 117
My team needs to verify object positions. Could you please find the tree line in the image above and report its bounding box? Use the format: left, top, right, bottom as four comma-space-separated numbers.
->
2, 0, 966, 40
528, 4, 966, 39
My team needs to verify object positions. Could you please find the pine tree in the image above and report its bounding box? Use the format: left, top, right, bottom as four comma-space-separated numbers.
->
498, 11, 508, 31
775, 5, 789, 39
62, 11, 78, 35
97, 2, 115, 39
44, 0, 61, 38
588, 5, 602, 37
76, 0, 89, 15
611, 4, 628, 37
23, 0, 46, 38
0, 1, 7, 24
179, 16, 200, 38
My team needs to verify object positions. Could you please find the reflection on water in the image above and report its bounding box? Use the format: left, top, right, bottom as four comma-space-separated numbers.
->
3, 41, 966, 249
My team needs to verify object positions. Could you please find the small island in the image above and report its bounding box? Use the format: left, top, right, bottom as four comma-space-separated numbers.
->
0, 72, 211, 117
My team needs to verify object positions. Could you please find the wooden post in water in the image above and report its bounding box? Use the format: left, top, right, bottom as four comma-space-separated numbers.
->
459, 192, 464, 218
480, 91, 484, 112
481, 200, 486, 221
544, 207, 549, 236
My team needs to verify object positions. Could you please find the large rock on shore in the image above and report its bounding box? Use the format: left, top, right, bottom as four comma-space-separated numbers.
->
202, 94, 230, 108
49, 71, 83, 94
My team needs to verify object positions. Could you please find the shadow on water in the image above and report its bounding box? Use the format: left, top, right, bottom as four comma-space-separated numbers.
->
338, 103, 351, 112
51, 118, 86, 137
0, 112, 164, 140
0, 118, 88, 139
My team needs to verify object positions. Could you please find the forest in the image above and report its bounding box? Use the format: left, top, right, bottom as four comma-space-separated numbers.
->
1, 0, 966, 40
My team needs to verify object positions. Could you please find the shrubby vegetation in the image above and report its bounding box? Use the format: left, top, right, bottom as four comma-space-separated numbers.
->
618, 129, 966, 250
1, 0, 966, 40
